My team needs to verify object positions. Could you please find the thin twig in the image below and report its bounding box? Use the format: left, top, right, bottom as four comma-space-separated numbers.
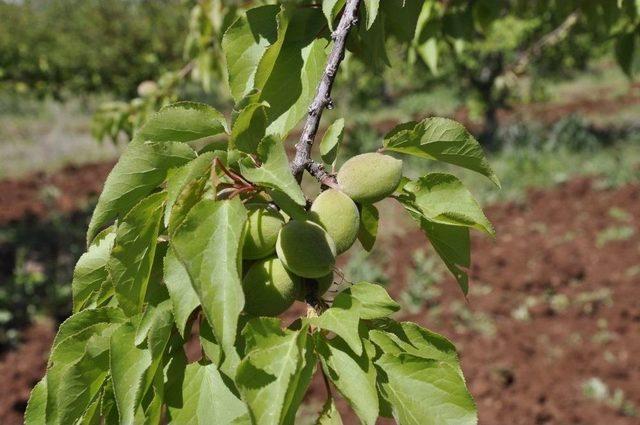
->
307, 160, 340, 189
290, 0, 362, 183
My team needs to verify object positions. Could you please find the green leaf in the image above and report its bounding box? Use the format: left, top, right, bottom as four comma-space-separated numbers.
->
615, 32, 636, 77
316, 398, 344, 425
109, 192, 166, 316
351, 8, 390, 70
323, 0, 346, 29
164, 248, 200, 338
404, 173, 494, 236
50, 307, 126, 357
167, 362, 249, 424
72, 229, 116, 312
318, 337, 378, 425
56, 326, 116, 425
364, 0, 380, 30
240, 136, 306, 206
237, 318, 314, 425
110, 324, 152, 425
263, 38, 328, 138
256, 8, 328, 138
171, 198, 248, 370
341, 282, 400, 320
416, 38, 439, 74
141, 301, 174, 391
376, 354, 477, 425
164, 152, 215, 229
320, 118, 344, 167
24, 377, 47, 425
136, 101, 228, 143
357, 204, 379, 252
369, 320, 460, 371
87, 140, 195, 243
223, 6, 280, 102
199, 319, 222, 365
230, 102, 269, 153
312, 293, 363, 356
384, 117, 500, 187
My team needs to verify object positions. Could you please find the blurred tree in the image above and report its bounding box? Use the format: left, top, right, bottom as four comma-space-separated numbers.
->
0, 0, 188, 98
86, 0, 639, 144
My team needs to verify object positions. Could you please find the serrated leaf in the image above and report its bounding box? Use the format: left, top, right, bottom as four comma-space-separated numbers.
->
136, 102, 228, 143
320, 118, 344, 167
167, 362, 249, 424
369, 320, 460, 373
357, 204, 379, 252
254, 7, 327, 138
384, 117, 500, 187
318, 337, 378, 425
312, 294, 362, 356
56, 326, 117, 425
50, 307, 127, 357
263, 36, 328, 138
109, 192, 166, 316
110, 324, 152, 425
237, 318, 313, 425
376, 353, 477, 425
171, 198, 247, 371
399, 194, 471, 294
72, 229, 116, 313
164, 248, 200, 338
164, 152, 215, 229
223, 5, 280, 102
87, 140, 195, 243
316, 398, 343, 425
24, 377, 47, 425
230, 102, 269, 154
404, 173, 494, 236
341, 282, 399, 320
240, 136, 306, 206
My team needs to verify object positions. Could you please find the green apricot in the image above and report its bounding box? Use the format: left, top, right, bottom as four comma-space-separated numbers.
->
242, 204, 285, 260
242, 257, 301, 316
310, 189, 359, 254
276, 220, 336, 278
296, 273, 334, 301
337, 152, 403, 203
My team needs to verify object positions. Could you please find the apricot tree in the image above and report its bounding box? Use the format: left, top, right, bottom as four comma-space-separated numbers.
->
27, 1, 501, 424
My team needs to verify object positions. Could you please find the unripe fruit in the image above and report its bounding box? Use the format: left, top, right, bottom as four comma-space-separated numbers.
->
276, 220, 336, 278
337, 152, 403, 203
296, 273, 334, 301
242, 204, 285, 260
242, 257, 301, 316
316, 272, 334, 296
310, 189, 359, 254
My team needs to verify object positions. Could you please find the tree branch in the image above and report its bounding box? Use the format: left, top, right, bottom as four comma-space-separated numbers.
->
505, 11, 580, 78
290, 0, 362, 183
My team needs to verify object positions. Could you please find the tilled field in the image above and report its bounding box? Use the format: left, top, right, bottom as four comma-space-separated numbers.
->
1, 175, 638, 425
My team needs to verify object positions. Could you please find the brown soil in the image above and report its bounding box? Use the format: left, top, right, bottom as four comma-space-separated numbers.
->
3, 177, 638, 424
0, 161, 113, 226
0, 321, 54, 425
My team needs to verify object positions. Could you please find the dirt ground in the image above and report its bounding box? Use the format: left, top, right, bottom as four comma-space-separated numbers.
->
1, 171, 639, 424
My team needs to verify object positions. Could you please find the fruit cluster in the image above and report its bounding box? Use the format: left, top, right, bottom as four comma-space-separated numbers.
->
241, 153, 402, 316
